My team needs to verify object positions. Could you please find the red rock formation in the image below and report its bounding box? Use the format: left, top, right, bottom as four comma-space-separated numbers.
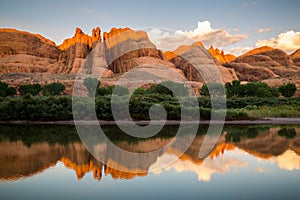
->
0, 28, 60, 59
0, 28, 64, 73
58, 27, 102, 73
225, 46, 299, 81
291, 49, 300, 67
103, 27, 165, 73
165, 42, 238, 83
235, 46, 294, 67
208, 45, 236, 63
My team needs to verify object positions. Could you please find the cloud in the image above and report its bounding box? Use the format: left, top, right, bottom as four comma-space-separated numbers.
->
276, 150, 300, 171
257, 28, 272, 33
147, 21, 247, 51
256, 30, 300, 52
150, 151, 247, 182
227, 46, 253, 56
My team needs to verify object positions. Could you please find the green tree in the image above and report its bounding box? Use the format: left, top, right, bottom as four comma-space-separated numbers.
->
96, 85, 114, 96
83, 77, 100, 97
200, 82, 225, 97
43, 82, 65, 95
148, 81, 189, 97
6, 87, 16, 96
270, 87, 280, 97
0, 81, 8, 97
18, 84, 41, 96
225, 80, 245, 97
279, 83, 297, 98
0, 81, 16, 97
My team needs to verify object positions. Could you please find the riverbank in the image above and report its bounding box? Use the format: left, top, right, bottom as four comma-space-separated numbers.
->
1, 118, 300, 125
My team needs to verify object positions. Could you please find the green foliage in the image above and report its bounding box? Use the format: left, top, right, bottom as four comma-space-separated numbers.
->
43, 82, 65, 95
147, 81, 189, 97
96, 85, 129, 96
0, 81, 8, 97
243, 82, 273, 97
133, 88, 148, 95
225, 80, 243, 98
225, 81, 277, 98
200, 82, 225, 97
18, 84, 41, 96
270, 87, 280, 97
83, 77, 100, 97
279, 83, 297, 98
0, 81, 16, 97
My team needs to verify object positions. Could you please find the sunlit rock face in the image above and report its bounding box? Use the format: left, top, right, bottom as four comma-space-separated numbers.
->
208, 45, 236, 63
165, 42, 238, 83
58, 27, 103, 73
103, 27, 169, 74
225, 46, 300, 81
0, 28, 63, 73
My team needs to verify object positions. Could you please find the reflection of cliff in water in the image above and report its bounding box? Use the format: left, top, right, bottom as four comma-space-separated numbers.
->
0, 125, 300, 181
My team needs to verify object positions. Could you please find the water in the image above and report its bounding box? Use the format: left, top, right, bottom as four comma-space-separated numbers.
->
0, 124, 300, 199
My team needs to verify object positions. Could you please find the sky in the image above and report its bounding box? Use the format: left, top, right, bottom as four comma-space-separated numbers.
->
1, 0, 300, 55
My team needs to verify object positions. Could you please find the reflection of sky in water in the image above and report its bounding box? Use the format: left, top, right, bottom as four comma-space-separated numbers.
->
1, 148, 300, 200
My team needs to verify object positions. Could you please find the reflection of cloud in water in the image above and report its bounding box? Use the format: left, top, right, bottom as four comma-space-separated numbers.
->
150, 149, 247, 182
276, 150, 300, 171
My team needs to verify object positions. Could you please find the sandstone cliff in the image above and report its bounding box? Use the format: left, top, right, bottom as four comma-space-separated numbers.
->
58, 27, 103, 73
0, 28, 64, 73
165, 42, 238, 83
103, 27, 166, 73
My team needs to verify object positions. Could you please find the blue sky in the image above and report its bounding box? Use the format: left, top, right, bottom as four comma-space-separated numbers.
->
1, 0, 299, 55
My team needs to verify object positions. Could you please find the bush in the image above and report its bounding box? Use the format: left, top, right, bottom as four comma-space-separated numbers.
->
279, 83, 297, 98
0, 81, 16, 97
43, 82, 65, 95
147, 81, 189, 97
18, 84, 41, 96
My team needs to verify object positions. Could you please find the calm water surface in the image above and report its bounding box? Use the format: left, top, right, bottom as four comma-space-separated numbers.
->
0, 124, 300, 200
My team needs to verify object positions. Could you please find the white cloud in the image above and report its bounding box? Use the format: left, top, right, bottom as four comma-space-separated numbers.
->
257, 28, 272, 33
227, 46, 253, 56
276, 150, 300, 171
147, 21, 247, 51
256, 30, 300, 52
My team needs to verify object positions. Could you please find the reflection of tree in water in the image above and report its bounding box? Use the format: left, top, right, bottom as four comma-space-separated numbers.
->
225, 126, 268, 143
278, 128, 296, 139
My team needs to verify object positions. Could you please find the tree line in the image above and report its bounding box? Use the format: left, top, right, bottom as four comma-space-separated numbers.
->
0, 81, 65, 97
200, 80, 297, 98
0, 78, 297, 98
